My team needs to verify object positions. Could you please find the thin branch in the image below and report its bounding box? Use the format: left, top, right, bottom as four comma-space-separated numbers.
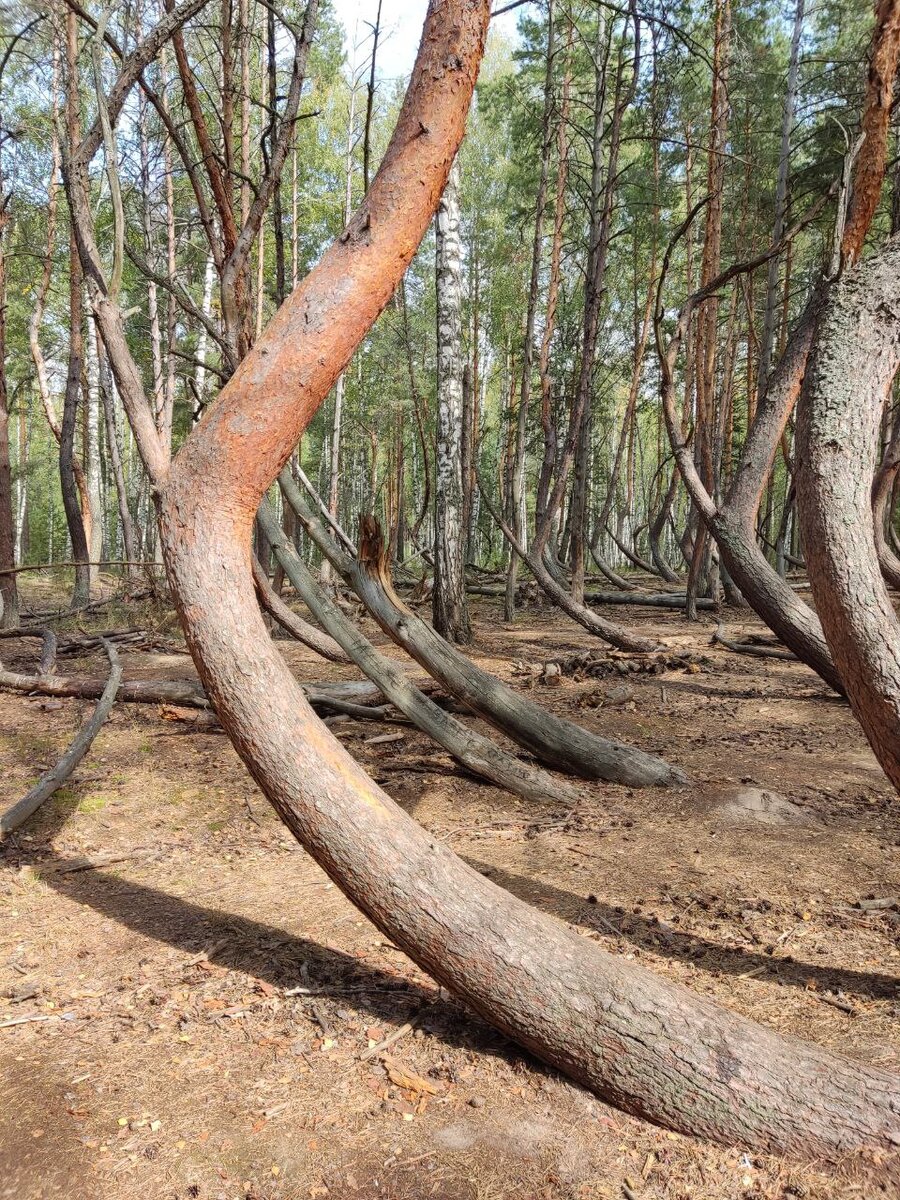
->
0, 640, 122, 838
124, 241, 232, 362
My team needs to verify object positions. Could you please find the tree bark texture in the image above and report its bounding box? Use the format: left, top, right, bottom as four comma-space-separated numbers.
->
433, 159, 471, 643
797, 234, 900, 788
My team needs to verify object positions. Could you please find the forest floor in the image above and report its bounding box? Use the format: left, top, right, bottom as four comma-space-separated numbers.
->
0, 577, 898, 1200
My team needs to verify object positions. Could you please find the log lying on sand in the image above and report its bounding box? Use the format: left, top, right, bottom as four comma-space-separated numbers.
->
0, 641, 123, 836
467, 584, 715, 610
0, 666, 390, 716
712, 622, 797, 660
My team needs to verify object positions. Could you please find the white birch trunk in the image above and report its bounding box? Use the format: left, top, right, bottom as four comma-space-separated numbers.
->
432, 159, 470, 642
194, 253, 216, 412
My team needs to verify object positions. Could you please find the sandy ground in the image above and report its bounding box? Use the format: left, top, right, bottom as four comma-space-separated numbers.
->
0, 583, 897, 1200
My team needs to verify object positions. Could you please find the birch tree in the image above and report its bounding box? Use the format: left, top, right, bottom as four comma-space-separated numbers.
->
433, 159, 471, 643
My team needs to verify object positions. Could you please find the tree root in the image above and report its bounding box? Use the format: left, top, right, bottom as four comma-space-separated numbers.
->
712, 622, 797, 660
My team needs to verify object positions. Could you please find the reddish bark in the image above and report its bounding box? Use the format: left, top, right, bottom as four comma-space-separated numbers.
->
841, 0, 900, 267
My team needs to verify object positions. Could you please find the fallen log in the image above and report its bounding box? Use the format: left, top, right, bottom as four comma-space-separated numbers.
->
586, 591, 715, 610
0, 667, 208, 707
712, 623, 797, 660
0, 667, 389, 714
467, 585, 714, 610
0, 641, 123, 836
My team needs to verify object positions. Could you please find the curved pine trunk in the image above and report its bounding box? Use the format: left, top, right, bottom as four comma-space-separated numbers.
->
871, 417, 900, 589
146, 1, 900, 1164
797, 235, 900, 788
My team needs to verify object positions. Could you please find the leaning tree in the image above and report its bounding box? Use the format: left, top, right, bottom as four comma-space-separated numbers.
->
66, 0, 899, 1164
796, 234, 900, 789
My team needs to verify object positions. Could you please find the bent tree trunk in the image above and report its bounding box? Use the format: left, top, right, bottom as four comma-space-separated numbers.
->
83, 0, 899, 1163
477, 467, 662, 654
256, 502, 579, 806
0, 640, 122, 837
280, 473, 682, 787
797, 235, 900, 789
660, 271, 844, 692
251, 556, 351, 663
871, 413, 900, 589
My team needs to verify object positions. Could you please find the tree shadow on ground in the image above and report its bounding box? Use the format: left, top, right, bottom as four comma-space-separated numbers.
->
2, 774, 894, 1034
20, 856, 521, 1068
469, 858, 899, 1001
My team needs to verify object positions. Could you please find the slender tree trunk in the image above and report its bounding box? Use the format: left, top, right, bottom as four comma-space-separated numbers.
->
267, 2, 286, 306
84, 318, 104, 588
0, 128, 16, 625
433, 160, 471, 642
192, 253, 216, 415
362, 0, 383, 193
535, 18, 572, 532
322, 69, 358, 587
96, 325, 139, 580
0, 231, 15, 626
507, 0, 555, 620
160, 44, 178, 452
62, 9, 91, 608
400, 279, 431, 542
756, 0, 803, 405
566, 14, 611, 603
686, 0, 730, 619
14, 404, 28, 565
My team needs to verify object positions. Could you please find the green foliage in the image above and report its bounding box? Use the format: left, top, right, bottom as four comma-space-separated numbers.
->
0, 0, 889, 574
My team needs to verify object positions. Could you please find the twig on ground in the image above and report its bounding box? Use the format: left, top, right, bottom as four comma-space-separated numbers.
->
359, 1010, 431, 1061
